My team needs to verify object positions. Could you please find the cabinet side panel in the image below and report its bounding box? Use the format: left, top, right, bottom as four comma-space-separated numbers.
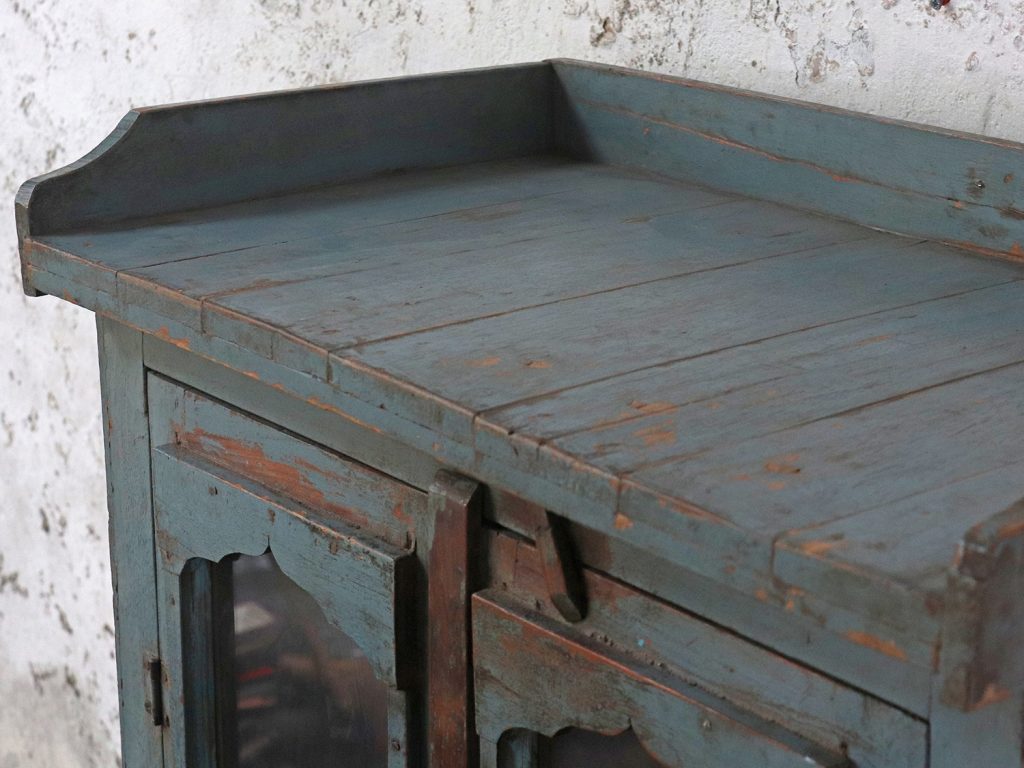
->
96, 316, 164, 767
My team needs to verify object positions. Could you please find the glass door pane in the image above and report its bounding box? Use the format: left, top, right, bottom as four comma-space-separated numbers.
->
225, 552, 389, 768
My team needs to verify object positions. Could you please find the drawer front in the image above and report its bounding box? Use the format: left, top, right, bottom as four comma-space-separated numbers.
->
475, 529, 927, 768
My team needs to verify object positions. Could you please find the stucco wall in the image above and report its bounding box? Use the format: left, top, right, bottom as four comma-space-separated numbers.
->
1, 1, 1021, 764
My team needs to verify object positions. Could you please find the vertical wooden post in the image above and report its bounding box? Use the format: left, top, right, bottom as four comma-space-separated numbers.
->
179, 560, 219, 768
479, 732, 538, 768
930, 504, 1024, 768
427, 470, 482, 768
97, 317, 164, 767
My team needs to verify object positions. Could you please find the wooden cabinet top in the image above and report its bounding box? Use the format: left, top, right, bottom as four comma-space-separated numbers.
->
16, 60, 1024, 712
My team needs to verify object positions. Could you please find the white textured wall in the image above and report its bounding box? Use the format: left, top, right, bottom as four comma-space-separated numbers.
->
1, 1, 1021, 764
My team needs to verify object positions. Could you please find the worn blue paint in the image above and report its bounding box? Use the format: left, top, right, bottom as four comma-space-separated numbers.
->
473, 591, 852, 768
17, 62, 1024, 766
95, 318, 166, 767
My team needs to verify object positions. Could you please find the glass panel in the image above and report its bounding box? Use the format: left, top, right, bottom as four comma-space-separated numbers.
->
542, 728, 665, 768
225, 551, 388, 768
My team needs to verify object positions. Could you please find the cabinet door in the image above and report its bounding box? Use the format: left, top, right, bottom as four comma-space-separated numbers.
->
473, 524, 929, 768
473, 591, 850, 768
148, 375, 423, 767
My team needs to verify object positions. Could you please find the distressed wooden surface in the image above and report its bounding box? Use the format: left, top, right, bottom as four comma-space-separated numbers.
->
552, 60, 1024, 260
929, 501, 1024, 766
148, 374, 423, 549
15, 64, 553, 238
483, 528, 927, 768
149, 376, 417, 687
426, 471, 483, 768
18, 61, 1024, 753
96, 318, 165, 767
473, 591, 852, 768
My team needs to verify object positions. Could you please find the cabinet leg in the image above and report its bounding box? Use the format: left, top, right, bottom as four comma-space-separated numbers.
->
97, 317, 164, 768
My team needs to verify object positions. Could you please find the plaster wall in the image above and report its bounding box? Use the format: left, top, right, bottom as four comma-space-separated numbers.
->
1, 1, 1021, 764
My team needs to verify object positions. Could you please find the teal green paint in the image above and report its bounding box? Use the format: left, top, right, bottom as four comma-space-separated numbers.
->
19, 63, 1024, 767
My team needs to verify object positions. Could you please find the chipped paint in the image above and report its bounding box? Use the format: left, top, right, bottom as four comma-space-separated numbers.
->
628, 399, 675, 414
151, 325, 192, 352
176, 426, 411, 547
153, 325, 191, 350
798, 538, 845, 557
997, 517, 1024, 541
5, 0, 1023, 763
633, 422, 676, 447
764, 459, 802, 475
971, 682, 1013, 710
305, 396, 385, 434
845, 630, 908, 661
854, 334, 892, 347
468, 355, 502, 367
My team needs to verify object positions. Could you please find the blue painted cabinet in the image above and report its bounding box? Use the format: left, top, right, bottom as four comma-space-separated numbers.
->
19, 61, 1024, 766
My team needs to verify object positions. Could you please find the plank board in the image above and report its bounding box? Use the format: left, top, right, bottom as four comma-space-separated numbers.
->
528, 278, 1024, 475
206, 167, 868, 353
631, 361, 1024, 536
552, 60, 1024, 259
345, 235, 1022, 411
35, 158, 592, 295
127, 161, 737, 297
775, 459, 1024, 618
19, 64, 554, 235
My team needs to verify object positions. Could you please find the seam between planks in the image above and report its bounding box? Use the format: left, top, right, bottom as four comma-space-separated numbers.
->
334, 232, 876, 354
771, 457, 1024, 576
199, 195, 741, 304
569, 554, 930, 723
478, 274, 1024, 441
610, 331, 1024, 481
615, 328, 1024, 480
572, 95, 1023, 226
116, 176, 587, 277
